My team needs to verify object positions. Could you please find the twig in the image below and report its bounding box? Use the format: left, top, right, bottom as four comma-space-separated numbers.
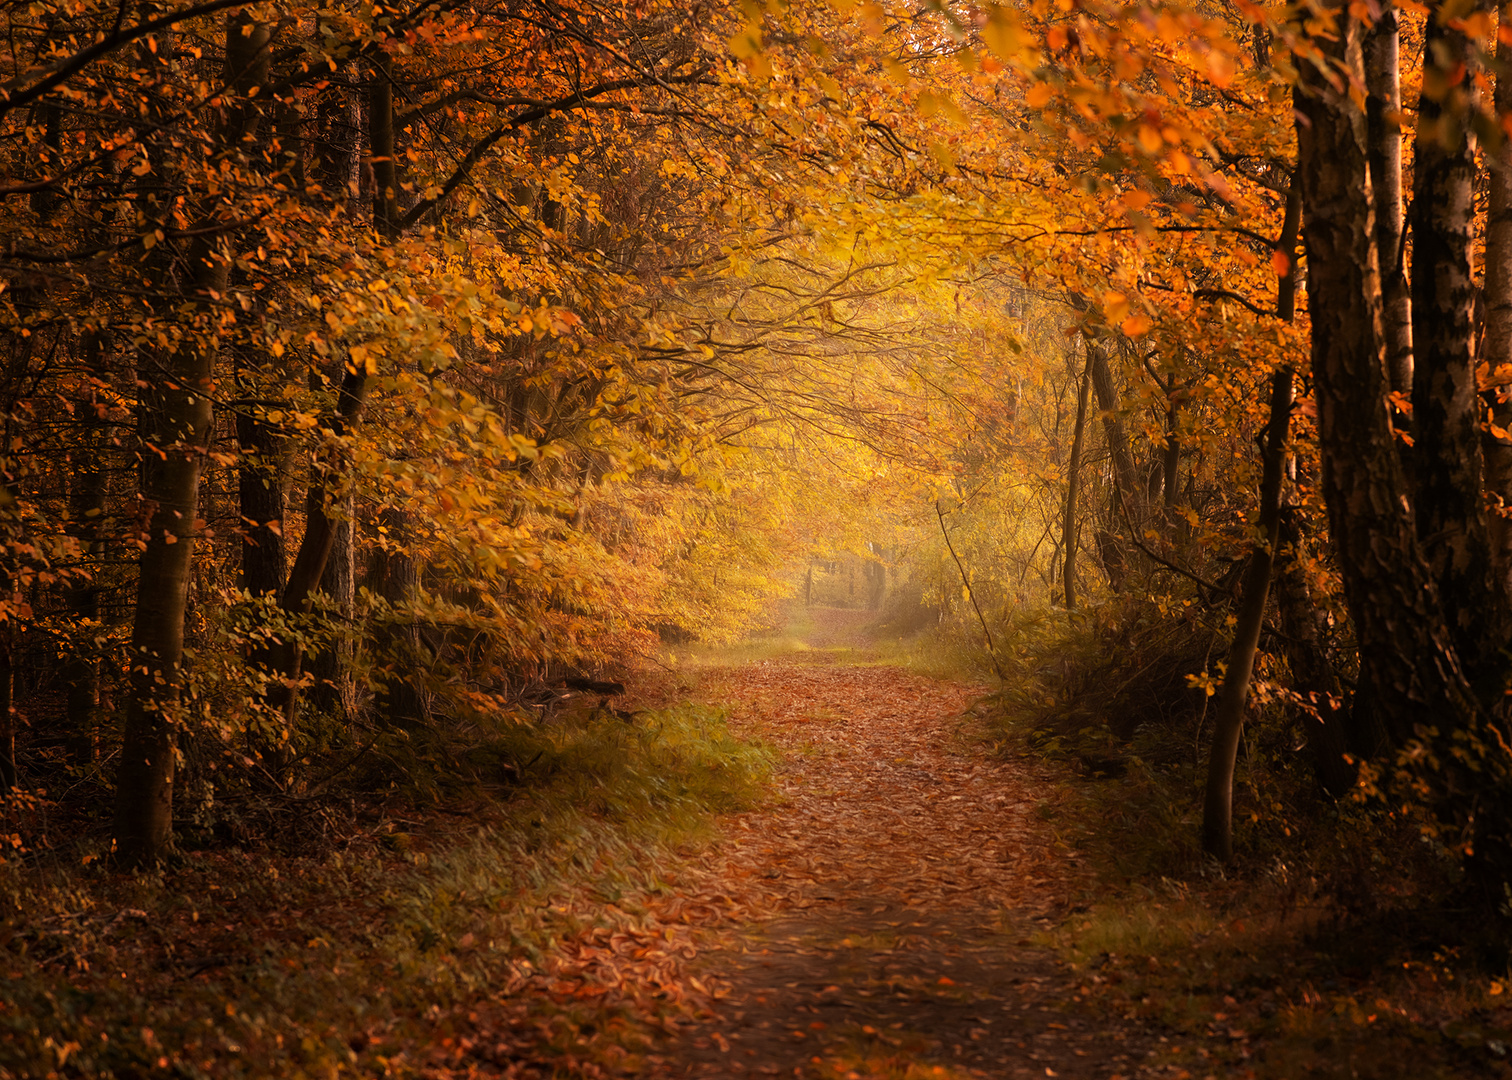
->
936, 501, 1007, 682
1113, 486, 1222, 600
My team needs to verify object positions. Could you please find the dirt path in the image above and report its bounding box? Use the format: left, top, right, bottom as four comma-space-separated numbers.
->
650, 610, 1164, 1079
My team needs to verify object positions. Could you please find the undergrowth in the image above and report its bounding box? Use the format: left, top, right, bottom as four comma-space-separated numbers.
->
0, 703, 771, 1079
979, 595, 1512, 1079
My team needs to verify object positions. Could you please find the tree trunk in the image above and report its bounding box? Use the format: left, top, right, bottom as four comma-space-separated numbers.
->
307, 508, 353, 719
1365, 3, 1412, 397
1483, 0, 1512, 600
64, 333, 110, 766
0, 584, 13, 792
1294, 3, 1478, 754
261, 54, 393, 722
236, 403, 287, 602
372, 508, 429, 725
371, 54, 399, 241
1161, 399, 1181, 517
1202, 365, 1293, 860
1086, 334, 1144, 530
1061, 347, 1094, 609
114, 14, 269, 867
1410, 1, 1503, 681
114, 236, 228, 865
0, 279, 38, 792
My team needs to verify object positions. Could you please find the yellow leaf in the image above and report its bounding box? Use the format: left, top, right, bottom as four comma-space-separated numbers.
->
728, 29, 762, 60
1025, 82, 1053, 109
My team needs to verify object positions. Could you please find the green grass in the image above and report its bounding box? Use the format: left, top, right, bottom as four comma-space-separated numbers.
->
0, 703, 772, 1079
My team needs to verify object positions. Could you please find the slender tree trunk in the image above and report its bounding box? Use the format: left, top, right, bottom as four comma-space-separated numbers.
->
115, 237, 228, 865
0, 280, 38, 792
1201, 175, 1303, 858
114, 14, 269, 866
1201, 367, 1293, 860
372, 508, 429, 724
0, 575, 13, 792
1086, 334, 1144, 532
307, 509, 353, 718
237, 404, 286, 601
1366, 3, 1412, 397
1294, 3, 1479, 754
1061, 347, 1094, 609
1161, 400, 1181, 515
371, 54, 399, 242
263, 53, 392, 723
264, 367, 368, 724
64, 333, 110, 765
313, 59, 362, 210
1201, 172, 1309, 859
1411, 2, 1503, 682
1484, 0, 1512, 599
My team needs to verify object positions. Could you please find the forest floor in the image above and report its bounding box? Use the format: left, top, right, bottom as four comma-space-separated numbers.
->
8, 605, 1512, 1079
645, 604, 1166, 1080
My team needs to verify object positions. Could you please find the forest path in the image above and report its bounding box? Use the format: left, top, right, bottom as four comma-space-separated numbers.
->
652, 608, 1161, 1080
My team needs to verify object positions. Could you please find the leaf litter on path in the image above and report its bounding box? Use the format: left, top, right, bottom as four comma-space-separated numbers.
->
639, 613, 1170, 1080
422, 610, 1176, 1079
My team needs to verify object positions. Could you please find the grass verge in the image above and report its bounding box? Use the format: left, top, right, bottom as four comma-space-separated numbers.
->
0, 703, 771, 1079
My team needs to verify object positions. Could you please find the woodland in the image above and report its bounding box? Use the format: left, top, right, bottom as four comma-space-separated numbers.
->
4, 0, 1512, 1076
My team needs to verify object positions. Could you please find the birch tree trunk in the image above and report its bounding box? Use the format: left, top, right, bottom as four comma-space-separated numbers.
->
1483, 0, 1512, 598
1365, 3, 1412, 397
1294, 1, 1478, 754
1410, 1, 1504, 680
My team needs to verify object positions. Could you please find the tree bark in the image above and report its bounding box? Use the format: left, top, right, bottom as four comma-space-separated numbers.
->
1202, 365, 1293, 860
1061, 346, 1094, 609
307, 509, 354, 719
64, 332, 110, 766
236, 403, 286, 602
1294, 2, 1479, 754
1365, 3, 1412, 397
1201, 171, 1303, 860
114, 14, 269, 866
1483, 0, 1512, 600
262, 52, 392, 721
1410, 1, 1503, 681
371, 54, 399, 241
115, 235, 228, 865
372, 508, 429, 725
1086, 334, 1144, 529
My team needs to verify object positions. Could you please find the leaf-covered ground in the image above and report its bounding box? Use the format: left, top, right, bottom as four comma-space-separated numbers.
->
638, 607, 1167, 1079
11, 605, 1509, 1079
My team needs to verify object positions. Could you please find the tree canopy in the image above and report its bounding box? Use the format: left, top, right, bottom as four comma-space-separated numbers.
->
2, 0, 1512, 917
